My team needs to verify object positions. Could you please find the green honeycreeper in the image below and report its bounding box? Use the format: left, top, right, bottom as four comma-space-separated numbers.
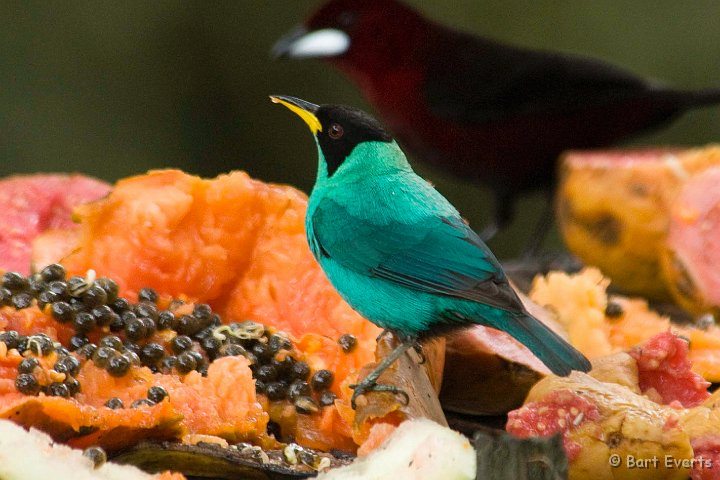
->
271, 95, 591, 409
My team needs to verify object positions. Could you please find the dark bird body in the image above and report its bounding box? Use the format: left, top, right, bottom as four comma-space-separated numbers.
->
273, 0, 720, 240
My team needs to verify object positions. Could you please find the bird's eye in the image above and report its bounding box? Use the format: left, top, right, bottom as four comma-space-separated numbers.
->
328, 123, 344, 140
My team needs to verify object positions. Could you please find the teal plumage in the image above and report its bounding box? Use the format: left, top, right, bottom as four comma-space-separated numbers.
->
272, 95, 591, 407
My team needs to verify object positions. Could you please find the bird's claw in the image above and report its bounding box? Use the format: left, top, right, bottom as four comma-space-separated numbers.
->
349, 381, 410, 409
375, 329, 391, 343
413, 342, 426, 364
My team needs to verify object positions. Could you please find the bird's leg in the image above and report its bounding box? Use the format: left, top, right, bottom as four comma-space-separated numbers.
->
375, 328, 391, 343
413, 341, 426, 364
521, 191, 554, 259
349, 340, 414, 409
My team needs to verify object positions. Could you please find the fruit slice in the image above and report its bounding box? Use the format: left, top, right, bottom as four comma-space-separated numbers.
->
661, 166, 720, 316
0, 302, 268, 453
0, 419, 184, 480
508, 334, 720, 480
556, 145, 720, 301
30, 169, 444, 452
440, 326, 546, 415
681, 394, 720, 480
508, 354, 695, 480
316, 418, 476, 480
0, 174, 110, 275
60, 170, 380, 345
506, 388, 600, 461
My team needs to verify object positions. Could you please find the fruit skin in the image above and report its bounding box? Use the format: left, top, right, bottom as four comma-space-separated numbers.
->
660, 166, 720, 316
556, 146, 720, 301
440, 326, 545, 415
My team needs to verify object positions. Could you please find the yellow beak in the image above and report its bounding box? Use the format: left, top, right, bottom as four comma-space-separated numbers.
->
270, 95, 322, 134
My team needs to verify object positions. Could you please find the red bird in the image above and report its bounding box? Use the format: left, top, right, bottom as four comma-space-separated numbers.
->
272, 0, 720, 247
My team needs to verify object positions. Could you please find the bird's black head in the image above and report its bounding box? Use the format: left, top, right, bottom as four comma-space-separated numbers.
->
271, 95, 392, 177
315, 104, 393, 176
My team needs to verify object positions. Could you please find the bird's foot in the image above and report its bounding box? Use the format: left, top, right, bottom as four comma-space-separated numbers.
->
349, 380, 410, 409
413, 342, 426, 364
375, 328, 391, 343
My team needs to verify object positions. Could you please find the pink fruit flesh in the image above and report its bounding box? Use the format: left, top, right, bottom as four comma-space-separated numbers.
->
506, 389, 600, 461
690, 437, 720, 480
0, 174, 110, 274
630, 331, 710, 408
667, 166, 720, 306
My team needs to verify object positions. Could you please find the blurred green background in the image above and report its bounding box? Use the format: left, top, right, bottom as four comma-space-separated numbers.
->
1, 1, 719, 257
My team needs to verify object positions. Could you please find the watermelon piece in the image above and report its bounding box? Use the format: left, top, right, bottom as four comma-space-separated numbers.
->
0, 174, 110, 274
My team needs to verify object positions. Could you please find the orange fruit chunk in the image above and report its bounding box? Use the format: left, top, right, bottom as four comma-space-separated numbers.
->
52, 169, 385, 450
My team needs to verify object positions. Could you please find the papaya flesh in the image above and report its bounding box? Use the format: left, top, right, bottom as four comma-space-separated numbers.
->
59, 169, 381, 348
0, 304, 267, 452
529, 268, 720, 382
17, 169, 444, 455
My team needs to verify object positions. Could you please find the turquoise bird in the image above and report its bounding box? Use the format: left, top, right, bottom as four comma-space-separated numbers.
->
271, 95, 591, 408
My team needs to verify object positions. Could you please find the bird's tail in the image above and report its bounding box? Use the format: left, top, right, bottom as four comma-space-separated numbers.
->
503, 311, 591, 376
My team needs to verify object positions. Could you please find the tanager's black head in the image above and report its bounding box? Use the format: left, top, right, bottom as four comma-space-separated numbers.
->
270, 94, 393, 177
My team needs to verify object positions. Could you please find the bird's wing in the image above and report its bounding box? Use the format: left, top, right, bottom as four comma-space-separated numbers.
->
311, 197, 523, 312
423, 32, 655, 124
